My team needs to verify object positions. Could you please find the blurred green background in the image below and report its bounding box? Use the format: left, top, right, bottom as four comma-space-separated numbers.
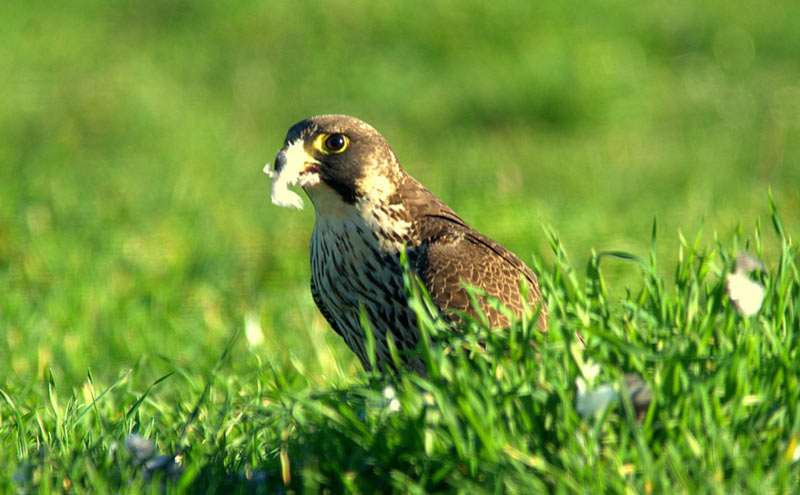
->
1, 0, 798, 388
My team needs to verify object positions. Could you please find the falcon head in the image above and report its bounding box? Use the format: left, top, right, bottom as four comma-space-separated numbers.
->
268, 115, 404, 210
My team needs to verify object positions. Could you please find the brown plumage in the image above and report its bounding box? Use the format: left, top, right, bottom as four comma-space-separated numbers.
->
270, 115, 547, 372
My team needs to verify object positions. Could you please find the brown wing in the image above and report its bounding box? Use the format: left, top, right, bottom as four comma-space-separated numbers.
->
399, 178, 548, 330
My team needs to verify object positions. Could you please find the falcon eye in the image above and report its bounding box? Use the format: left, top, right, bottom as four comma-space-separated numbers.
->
323, 134, 348, 153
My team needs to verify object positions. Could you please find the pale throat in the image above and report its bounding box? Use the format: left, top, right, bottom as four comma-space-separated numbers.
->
307, 181, 411, 254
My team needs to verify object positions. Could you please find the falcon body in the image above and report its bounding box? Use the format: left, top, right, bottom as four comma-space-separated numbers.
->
270, 115, 547, 372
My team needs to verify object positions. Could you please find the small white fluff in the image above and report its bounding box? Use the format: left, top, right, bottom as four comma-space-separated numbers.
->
264, 161, 305, 210
726, 272, 765, 317
244, 312, 264, 348
575, 360, 618, 418
575, 382, 618, 418
726, 253, 766, 317
264, 138, 323, 210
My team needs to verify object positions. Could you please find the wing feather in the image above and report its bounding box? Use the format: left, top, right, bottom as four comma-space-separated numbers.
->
399, 177, 548, 329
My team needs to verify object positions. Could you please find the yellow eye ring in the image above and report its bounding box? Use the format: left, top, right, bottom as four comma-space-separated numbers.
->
314, 133, 349, 154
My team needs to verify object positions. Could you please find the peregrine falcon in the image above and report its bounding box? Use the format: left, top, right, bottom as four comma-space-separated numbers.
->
266, 115, 547, 372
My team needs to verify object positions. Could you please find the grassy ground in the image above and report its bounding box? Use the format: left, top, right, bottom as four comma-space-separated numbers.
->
1, 0, 799, 492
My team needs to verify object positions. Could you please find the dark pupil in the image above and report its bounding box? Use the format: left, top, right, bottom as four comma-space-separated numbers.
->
326, 134, 345, 151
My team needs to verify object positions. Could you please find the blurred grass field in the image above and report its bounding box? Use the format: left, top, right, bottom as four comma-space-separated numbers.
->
1, 0, 800, 492
2, 0, 798, 387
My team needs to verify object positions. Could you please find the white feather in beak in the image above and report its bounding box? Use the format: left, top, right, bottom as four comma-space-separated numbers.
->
264, 139, 321, 210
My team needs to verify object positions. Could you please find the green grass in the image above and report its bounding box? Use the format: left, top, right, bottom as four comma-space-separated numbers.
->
1, 0, 799, 492
2, 205, 798, 493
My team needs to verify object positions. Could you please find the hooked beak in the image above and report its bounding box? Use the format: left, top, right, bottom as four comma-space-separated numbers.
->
265, 139, 322, 194
273, 147, 289, 173
273, 141, 321, 179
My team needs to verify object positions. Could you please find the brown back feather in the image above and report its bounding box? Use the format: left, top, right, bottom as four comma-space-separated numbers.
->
396, 176, 548, 330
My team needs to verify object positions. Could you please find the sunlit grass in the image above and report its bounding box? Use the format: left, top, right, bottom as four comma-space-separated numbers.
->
2, 205, 798, 493
2, 0, 799, 387
1, 0, 799, 492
